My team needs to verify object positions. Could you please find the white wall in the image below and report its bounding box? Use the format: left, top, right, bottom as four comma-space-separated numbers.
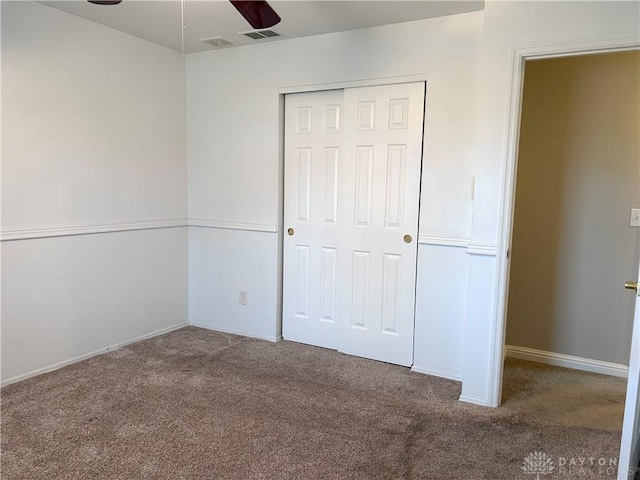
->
1, 1, 188, 383
462, 0, 640, 405
1, 229, 188, 382
186, 12, 483, 379
189, 227, 279, 341
1, 1, 187, 229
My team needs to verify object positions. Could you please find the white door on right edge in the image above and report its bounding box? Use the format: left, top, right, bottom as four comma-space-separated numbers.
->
619, 265, 640, 480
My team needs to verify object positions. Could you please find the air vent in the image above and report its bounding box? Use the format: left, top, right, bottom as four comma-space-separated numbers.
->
199, 36, 236, 48
240, 29, 280, 40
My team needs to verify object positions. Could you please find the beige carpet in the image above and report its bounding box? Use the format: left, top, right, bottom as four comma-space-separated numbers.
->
1, 327, 628, 479
502, 357, 626, 433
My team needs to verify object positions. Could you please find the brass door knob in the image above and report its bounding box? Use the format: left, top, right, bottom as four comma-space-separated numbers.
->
625, 281, 638, 292
403, 234, 412, 244
287, 228, 294, 236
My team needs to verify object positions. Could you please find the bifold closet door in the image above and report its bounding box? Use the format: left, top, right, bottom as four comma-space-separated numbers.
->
283, 82, 425, 366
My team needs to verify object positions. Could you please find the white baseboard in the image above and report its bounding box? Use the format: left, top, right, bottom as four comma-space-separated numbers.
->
411, 365, 462, 381
1, 322, 188, 388
459, 394, 490, 407
506, 345, 629, 378
189, 322, 281, 343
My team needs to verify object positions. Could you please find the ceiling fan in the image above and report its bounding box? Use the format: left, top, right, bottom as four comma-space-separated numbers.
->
86, 0, 282, 30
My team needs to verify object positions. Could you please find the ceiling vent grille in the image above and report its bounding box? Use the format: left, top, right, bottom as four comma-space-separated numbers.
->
241, 29, 280, 40
199, 36, 236, 48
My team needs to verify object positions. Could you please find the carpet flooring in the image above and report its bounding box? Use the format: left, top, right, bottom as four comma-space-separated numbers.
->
1, 326, 628, 479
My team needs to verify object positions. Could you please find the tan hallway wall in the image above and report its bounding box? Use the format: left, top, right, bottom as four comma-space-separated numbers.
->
506, 51, 640, 366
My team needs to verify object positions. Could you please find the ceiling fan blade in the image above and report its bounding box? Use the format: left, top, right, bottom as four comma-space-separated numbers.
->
87, 0, 123, 4
230, 1, 281, 29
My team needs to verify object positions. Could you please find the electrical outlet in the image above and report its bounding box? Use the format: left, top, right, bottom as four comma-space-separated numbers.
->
239, 290, 248, 305
631, 208, 640, 228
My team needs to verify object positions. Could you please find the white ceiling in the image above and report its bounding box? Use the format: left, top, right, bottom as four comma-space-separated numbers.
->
41, 0, 484, 54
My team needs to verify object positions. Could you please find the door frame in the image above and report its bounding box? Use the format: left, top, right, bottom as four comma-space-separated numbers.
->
489, 34, 640, 405
277, 74, 429, 351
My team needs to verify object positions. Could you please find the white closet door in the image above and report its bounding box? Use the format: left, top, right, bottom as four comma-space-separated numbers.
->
282, 90, 343, 349
283, 82, 425, 367
337, 82, 425, 366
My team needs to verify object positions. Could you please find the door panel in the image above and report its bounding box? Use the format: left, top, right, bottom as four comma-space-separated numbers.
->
283, 90, 343, 349
337, 83, 425, 367
283, 82, 425, 367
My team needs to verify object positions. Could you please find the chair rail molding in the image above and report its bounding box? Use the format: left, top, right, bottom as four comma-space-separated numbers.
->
1, 217, 285, 241
418, 234, 470, 248
466, 242, 498, 256
1, 218, 189, 241
188, 218, 278, 233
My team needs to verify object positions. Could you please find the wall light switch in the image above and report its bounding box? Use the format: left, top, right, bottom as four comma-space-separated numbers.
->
631, 208, 640, 228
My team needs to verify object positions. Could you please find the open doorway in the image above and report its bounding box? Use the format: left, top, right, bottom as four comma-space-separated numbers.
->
501, 49, 639, 442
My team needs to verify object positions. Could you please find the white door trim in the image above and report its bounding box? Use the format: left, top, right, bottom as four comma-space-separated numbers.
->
489, 32, 640, 408
279, 74, 429, 95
